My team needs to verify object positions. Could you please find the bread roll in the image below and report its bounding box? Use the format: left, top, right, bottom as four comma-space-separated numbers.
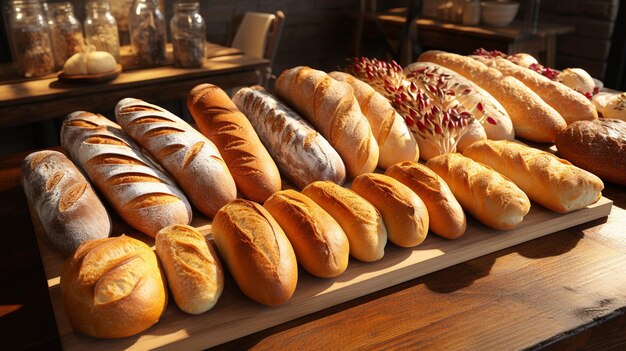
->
426, 153, 530, 230
21, 150, 111, 254
328, 71, 419, 168
555, 119, 626, 186
418, 50, 566, 142
187, 83, 281, 203
351, 173, 429, 247
302, 181, 387, 262
155, 224, 224, 314
463, 140, 603, 213
264, 189, 349, 278
592, 90, 626, 121
60, 235, 167, 338
231, 86, 346, 188
212, 199, 297, 306
115, 98, 237, 218
60, 111, 192, 237
556, 68, 597, 97
275, 66, 379, 178
385, 162, 466, 239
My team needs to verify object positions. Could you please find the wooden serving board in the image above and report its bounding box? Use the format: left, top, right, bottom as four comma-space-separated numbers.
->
31, 197, 613, 351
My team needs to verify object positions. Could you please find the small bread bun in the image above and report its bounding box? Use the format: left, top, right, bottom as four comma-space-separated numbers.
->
556, 68, 596, 96
60, 235, 167, 338
351, 173, 429, 248
63, 48, 117, 75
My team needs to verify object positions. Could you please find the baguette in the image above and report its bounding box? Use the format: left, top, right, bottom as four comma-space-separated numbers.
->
275, 66, 379, 178
60, 111, 192, 237
232, 86, 346, 188
187, 83, 281, 203
426, 153, 530, 230
351, 173, 429, 248
21, 150, 111, 254
418, 50, 566, 142
385, 162, 466, 239
264, 189, 350, 278
329, 71, 419, 168
212, 199, 298, 306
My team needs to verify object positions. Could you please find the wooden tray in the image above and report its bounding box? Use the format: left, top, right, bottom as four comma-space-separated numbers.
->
58, 64, 122, 84
31, 197, 613, 350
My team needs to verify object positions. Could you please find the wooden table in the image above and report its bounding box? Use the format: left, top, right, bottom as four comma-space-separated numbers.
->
1, 147, 625, 350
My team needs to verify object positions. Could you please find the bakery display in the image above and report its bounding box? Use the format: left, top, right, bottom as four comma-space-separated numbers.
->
60, 235, 167, 338
21, 150, 111, 254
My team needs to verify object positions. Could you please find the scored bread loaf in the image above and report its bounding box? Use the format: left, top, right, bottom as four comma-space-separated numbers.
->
328, 71, 419, 169
275, 66, 379, 178
302, 181, 387, 262
212, 199, 298, 306
426, 153, 530, 230
60, 235, 167, 338
463, 140, 604, 212
418, 50, 566, 143
21, 150, 111, 254
60, 111, 192, 237
231, 85, 346, 188
155, 224, 224, 315
264, 189, 350, 278
187, 83, 281, 203
351, 173, 429, 248
115, 98, 237, 218
385, 162, 466, 239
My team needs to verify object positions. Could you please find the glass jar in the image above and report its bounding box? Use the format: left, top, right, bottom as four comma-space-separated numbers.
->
128, 0, 166, 66
84, 0, 120, 61
171, 2, 205, 68
7, 0, 55, 77
47, 2, 84, 70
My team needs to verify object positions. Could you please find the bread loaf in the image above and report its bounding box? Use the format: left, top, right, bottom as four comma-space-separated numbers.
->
264, 189, 350, 278
115, 98, 237, 218
328, 71, 419, 168
155, 224, 224, 314
426, 153, 530, 230
463, 140, 603, 213
275, 66, 379, 178
231, 86, 346, 188
385, 162, 466, 239
351, 173, 429, 248
592, 90, 626, 121
302, 181, 387, 262
60, 235, 167, 338
60, 111, 192, 237
187, 83, 281, 203
212, 199, 297, 306
418, 50, 566, 142
21, 150, 111, 254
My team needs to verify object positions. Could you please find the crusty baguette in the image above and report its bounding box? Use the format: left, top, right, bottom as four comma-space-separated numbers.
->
426, 153, 530, 230
21, 150, 111, 254
60, 111, 192, 237
385, 161, 466, 239
155, 224, 224, 315
418, 50, 566, 143
275, 66, 379, 178
115, 98, 237, 218
472, 55, 597, 124
264, 189, 350, 278
351, 173, 429, 248
187, 83, 281, 203
232, 86, 346, 188
329, 71, 419, 168
61, 235, 167, 338
211, 199, 298, 306
463, 140, 603, 213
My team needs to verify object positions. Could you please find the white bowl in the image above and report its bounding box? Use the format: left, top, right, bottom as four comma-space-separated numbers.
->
481, 1, 520, 27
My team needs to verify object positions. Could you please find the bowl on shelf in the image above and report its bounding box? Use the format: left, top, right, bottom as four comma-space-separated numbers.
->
480, 0, 520, 27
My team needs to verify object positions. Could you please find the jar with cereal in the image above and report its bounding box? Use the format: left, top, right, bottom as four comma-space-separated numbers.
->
47, 2, 84, 70
129, 0, 166, 66
171, 2, 205, 68
84, 0, 120, 62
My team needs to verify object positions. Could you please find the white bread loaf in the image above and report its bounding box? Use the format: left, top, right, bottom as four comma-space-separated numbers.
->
21, 150, 111, 254
232, 86, 346, 188
275, 66, 379, 178
592, 90, 626, 121
60, 111, 192, 237
115, 98, 237, 218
